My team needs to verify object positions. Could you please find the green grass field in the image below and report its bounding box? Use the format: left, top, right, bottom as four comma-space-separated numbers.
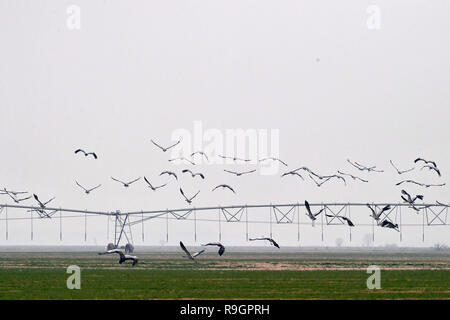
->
0, 250, 449, 299
1, 269, 449, 299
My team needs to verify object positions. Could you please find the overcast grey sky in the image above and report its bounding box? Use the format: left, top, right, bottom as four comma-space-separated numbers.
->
0, 1, 449, 247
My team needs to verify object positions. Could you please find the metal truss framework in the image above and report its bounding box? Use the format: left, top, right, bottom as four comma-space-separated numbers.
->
0, 202, 448, 247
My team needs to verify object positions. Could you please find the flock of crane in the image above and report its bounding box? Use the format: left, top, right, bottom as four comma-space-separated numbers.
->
98, 239, 274, 266
0, 137, 447, 267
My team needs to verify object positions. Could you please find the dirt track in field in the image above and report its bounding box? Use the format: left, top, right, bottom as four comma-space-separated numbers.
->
0, 250, 449, 271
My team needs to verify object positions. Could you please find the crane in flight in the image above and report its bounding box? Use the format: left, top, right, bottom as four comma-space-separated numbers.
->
143, 177, 167, 191
401, 190, 423, 212
414, 158, 437, 168
218, 155, 251, 162
179, 188, 200, 205
325, 214, 355, 226
169, 157, 196, 165
380, 220, 399, 232
337, 171, 368, 183
259, 157, 288, 167
98, 249, 138, 266
191, 151, 209, 162
389, 160, 414, 175
180, 241, 205, 262
76, 181, 101, 194
182, 169, 205, 179
367, 204, 391, 222
75, 149, 97, 159
4, 191, 31, 204
201, 242, 226, 256
223, 169, 256, 176
160, 171, 178, 180
249, 237, 280, 248
396, 180, 445, 188
150, 139, 181, 152
111, 177, 141, 188
305, 200, 324, 221
212, 184, 236, 194
347, 159, 383, 173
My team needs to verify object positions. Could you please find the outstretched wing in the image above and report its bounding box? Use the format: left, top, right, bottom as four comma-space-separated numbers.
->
379, 205, 391, 218
224, 185, 235, 193
196, 173, 205, 179
33, 194, 43, 206
99, 249, 125, 259
342, 216, 355, 226
179, 188, 188, 201
89, 184, 101, 192
43, 197, 55, 206
144, 176, 153, 188
160, 171, 178, 180
366, 204, 376, 216
75, 149, 85, 155
190, 190, 200, 201
126, 177, 141, 185
111, 177, 125, 184
76, 181, 87, 191
88, 152, 98, 159
17, 195, 31, 202
151, 139, 165, 150
179, 241, 193, 260
270, 238, 280, 248
182, 169, 193, 175
314, 208, 324, 217
192, 249, 205, 258
166, 139, 181, 150
304, 200, 312, 215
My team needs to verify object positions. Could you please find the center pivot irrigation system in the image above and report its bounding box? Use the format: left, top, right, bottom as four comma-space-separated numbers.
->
0, 202, 448, 252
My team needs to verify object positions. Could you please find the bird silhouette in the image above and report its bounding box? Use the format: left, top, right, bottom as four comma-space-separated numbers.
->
179, 188, 200, 204
160, 171, 178, 180
218, 155, 251, 162
169, 157, 196, 165
305, 200, 324, 221
337, 171, 368, 183
180, 241, 204, 262
390, 160, 414, 175
414, 158, 437, 168
191, 151, 209, 162
380, 220, 399, 232
182, 169, 205, 179
326, 214, 355, 226
420, 165, 441, 177
367, 204, 391, 222
201, 242, 225, 256
151, 139, 181, 152
143, 177, 167, 191
249, 237, 280, 248
259, 157, 288, 167
212, 184, 235, 194
396, 180, 445, 188
75, 149, 97, 159
347, 159, 383, 172
98, 249, 138, 266
4, 191, 31, 204
76, 181, 101, 194
281, 170, 305, 180
111, 177, 141, 187
223, 169, 256, 176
